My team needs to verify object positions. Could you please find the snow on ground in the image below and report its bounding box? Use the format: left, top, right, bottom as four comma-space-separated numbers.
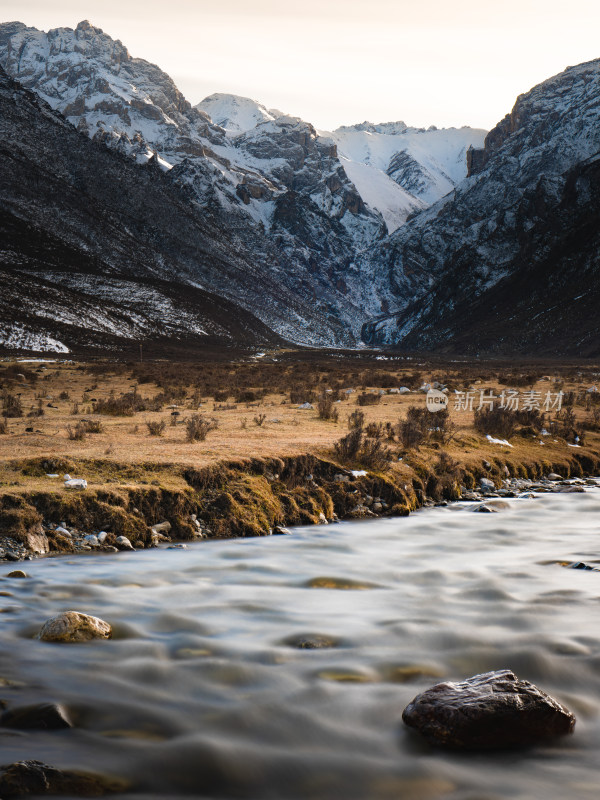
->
0, 323, 69, 353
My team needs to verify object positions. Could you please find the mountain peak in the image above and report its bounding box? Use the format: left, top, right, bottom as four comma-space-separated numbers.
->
196, 93, 283, 134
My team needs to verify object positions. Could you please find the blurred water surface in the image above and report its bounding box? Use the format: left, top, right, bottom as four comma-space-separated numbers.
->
2, 487, 600, 799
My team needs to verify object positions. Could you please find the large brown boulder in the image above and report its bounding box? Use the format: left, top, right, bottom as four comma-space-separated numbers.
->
402, 669, 575, 749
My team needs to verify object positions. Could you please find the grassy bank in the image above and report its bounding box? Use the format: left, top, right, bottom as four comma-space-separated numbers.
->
0, 352, 599, 557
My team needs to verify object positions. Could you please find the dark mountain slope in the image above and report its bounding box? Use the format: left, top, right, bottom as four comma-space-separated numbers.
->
363, 59, 600, 355
0, 65, 321, 352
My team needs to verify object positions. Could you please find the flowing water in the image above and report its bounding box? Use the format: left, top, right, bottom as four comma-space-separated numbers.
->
2, 486, 600, 799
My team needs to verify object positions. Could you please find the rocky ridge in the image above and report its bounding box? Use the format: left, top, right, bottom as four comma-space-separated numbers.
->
0, 20, 395, 345
362, 58, 600, 355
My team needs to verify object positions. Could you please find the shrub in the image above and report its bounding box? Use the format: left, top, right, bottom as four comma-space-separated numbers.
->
59, 390, 70, 400
348, 410, 365, 430
253, 413, 267, 427
93, 390, 149, 416
317, 393, 338, 421
357, 392, 381, 406
365, 421, 395, 441
81, 419, 104, 433
334, 428, 363, 461
186, 414, 218, 442
0, 418, 7, 434
473, 407, 517, 439
358, 436, 393, 470
147, 420, 166, 436
584, 407, 600, 431
27, 400, 44, 418
290, 387, 315, 405
474, 406, 544, 439
66, 422, 87, 441
397, 406, 428, 449
2, 392, 22, 418
235, 389, 263, 403
333, 427, 392, 470
549, 408, 582, 443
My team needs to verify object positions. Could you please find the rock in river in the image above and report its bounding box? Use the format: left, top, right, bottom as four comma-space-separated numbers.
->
402, 669, 575, 749
1, 702, 72, 730
0, 760, 128, 796
37, 611, 112, 643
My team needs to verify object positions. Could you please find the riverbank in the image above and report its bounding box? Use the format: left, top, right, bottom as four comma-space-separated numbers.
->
1, 442, 599, 561
1, 353, 599, 560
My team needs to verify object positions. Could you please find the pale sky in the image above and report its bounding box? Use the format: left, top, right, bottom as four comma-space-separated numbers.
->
1, 0, 599, 131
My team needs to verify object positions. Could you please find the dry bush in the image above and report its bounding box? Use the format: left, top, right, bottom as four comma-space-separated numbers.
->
253, 414, 267, 427
474, 407, 543, 439
317, 393, 339, 422
93, 390, 150, 416
397, 406, 428, 449
80, 418, 104, 433
59, 390, 70, 400
473, 407, 517, 439
348, 410, 365, 430
365, 421, 395, 441
186, 414, 218, 442
2, 392, 22, 418
584, 407, 600, 431
334, 427, 392, 470
497, 372, 541, 387
147, 420, 166, 436
290, 387, 316, 405
66, 422, 87, 441
357, 392, 381, 406
0, 418, 7, 434
549, 408, 582, 443
334, 428, 363, 461
358, 436, 393, 470
235, 389, 263, 403
27, 400, 44, 418
427, 451, 462, 501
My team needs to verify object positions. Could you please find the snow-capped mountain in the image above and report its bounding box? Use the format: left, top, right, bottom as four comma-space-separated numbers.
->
0, 64, 308, 354
328, 122, 485, 231
195, 93, 486, 232
363, 58, 600, 355
0, 20, 391, 345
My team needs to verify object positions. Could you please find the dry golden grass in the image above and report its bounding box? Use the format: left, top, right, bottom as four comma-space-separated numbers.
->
0, 356, 598, 498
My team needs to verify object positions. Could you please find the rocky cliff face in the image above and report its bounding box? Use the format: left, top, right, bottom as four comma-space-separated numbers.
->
363, 58, 600, 355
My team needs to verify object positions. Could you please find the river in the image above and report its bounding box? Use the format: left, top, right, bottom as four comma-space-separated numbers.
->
2, 484, 600, 799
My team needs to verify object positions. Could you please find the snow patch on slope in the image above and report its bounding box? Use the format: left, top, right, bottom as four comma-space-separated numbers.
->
0, 323, 70, 353
324, 123, 486, 214
339, 157, 424, 232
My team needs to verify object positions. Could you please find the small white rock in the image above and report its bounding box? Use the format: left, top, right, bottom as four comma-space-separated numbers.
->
115, 536, 134, 551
